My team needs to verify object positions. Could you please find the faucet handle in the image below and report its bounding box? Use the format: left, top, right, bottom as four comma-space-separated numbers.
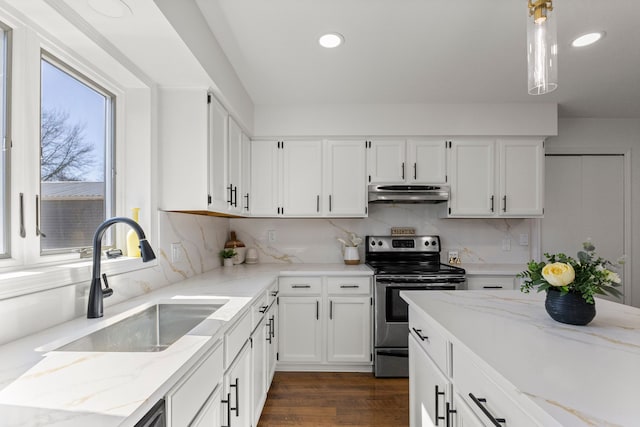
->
101, 273, 114, 298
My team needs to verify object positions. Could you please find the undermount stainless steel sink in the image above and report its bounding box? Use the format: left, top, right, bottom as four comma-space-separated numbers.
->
56, 303, 223, 352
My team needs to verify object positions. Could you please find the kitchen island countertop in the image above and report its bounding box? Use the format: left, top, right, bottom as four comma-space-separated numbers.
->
401, 290, 640, 426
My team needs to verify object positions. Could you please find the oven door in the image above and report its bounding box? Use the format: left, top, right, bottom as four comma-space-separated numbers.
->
374, 280, 457, 348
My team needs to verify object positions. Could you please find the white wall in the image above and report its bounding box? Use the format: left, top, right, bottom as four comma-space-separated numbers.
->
230, 205, 533, 265
253, 103, 558, 137
546, 118, 640, 307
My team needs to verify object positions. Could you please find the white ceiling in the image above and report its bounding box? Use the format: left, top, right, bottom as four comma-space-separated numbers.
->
194, 0, 640, 118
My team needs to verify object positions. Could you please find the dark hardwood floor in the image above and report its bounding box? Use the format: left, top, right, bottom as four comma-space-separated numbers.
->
258, 372, 409, 426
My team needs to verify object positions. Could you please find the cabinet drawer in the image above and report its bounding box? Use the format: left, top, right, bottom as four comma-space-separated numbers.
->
251, 292, 269, 331
408, 307, 449, 375
327, 277, 371, 294
225, 311, 251, 368
169, 340, 223, 427
466, 276, 515, 290
454, 346, 538, 427
279, 277, 322, 295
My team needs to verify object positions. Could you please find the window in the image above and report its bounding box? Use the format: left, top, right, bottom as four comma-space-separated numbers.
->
39, 54, 115, 254
0, 25, 10, 258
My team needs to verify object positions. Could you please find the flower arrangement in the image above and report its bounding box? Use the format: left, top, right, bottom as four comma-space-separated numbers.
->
519, 241, 623, 304
337, 233, 363, 247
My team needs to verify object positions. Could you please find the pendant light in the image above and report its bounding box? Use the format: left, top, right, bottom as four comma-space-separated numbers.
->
527, 0, 558, 95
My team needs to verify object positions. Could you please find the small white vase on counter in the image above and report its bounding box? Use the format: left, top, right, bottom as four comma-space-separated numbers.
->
343, 246, 360, 265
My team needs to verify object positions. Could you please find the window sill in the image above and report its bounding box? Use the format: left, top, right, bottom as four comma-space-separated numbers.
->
0, 257, 158, 301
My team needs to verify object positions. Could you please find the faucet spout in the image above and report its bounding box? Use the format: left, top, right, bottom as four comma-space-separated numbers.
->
87, 217, 156, 318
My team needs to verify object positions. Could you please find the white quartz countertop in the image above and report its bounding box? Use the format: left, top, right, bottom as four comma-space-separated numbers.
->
452, 263, 524, 275
0, 263, 372, 426
401, 290, 640, 426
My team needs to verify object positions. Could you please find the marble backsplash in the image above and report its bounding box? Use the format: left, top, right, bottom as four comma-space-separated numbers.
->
230, 204, 534, 265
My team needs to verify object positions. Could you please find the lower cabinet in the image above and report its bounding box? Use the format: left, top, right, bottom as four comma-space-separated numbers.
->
277, 276, 372, 369
408, 334, 451, 427
223, 341, 252, 427
452, 392, 484, 427
266, 301, 278, 384
251, 315, 268, 426
190, 386, 222, 427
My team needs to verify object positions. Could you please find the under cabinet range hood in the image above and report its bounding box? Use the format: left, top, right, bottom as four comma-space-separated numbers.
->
368, 184, 449, 204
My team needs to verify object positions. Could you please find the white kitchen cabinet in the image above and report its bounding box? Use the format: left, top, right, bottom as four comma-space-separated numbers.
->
327, 296, 371, 363
324, 140, 367, 216
249, 140, 280, 216
367, 138, 447, 184
409, 334, 451, 427
223, 342, 252, 427
166, 340, 224, 427
190, 385, 222, 427
240, 132, 251, 213
447, 138, 544, 217
251, 316, 268, 426
266, 300, 278, 386
282, 140, 323, 216
277, 295, 323, 363
227, 116, 245, 214
249, 139, 322, 216
208, 94, 231, 213
277, 276, 373, 370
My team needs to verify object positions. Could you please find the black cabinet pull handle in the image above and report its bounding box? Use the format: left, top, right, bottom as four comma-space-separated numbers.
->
271, 290, 279, 297
329, 300, 333, 320
445, 401, 456, 427
233, 186, 238, 207
259, 305, 268, 313
483, 286, 504, 289
266, 319, 272, 344
412, 327, 428, 341
226, 185, 233, 204
340, 284, 359, 289
230, 378, 239, 416
469, 393, 506, 426
413, 162, 417, 180
316, 300, 319, 320
490, 195, 495, 212
401, 162, 405, 180
502, 195, 507, 212
435, 385, 445, 425
292, 284, 311, 289
317, 195, 320, 212
329, 194, 332, 212
221, 392, 232, 427
244, 193, 249, 211
270, 315, 275, 338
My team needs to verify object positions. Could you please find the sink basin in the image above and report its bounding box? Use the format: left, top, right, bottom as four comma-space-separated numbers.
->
56, 303, 223, 352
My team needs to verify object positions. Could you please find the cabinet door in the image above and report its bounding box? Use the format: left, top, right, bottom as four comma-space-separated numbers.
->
250, 141, 280, 216
327, 296, 371, 363
409, 334, 450, 427
266, 303, 278, 387
251, 316, 268, 426
191, 386, 222, 427
448, 139, 495, 216
227, 117, 244, 214
282, 140, 323, 216
209, 95, 230, 213
452, 392, 484, 427
324, 140, 367, 216
498, 139, 544, 216
278, 296, 322, 363
407, 138, 447, 184
241, 132, 251, 213
224, 342, 252, 427
367, 139, 406, 183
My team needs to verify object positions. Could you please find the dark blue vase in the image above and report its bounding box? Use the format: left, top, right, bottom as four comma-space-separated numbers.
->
545, 290, 596, 326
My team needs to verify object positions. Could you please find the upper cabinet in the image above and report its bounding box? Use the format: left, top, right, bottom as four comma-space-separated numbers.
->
447, 138, 544, 217
249, 139, 367, 218
158, 88, 249, 216
366, 139, 447, 184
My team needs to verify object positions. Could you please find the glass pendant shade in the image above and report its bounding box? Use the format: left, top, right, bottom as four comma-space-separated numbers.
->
527, 3, 558, 95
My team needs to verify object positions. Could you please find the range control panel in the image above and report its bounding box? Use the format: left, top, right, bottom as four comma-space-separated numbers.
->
366, 236, 441, 253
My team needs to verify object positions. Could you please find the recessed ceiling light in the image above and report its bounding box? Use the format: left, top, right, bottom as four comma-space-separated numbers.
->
87, 0, 132, 18
318, 33, 344, 49
571, 32, 605, 47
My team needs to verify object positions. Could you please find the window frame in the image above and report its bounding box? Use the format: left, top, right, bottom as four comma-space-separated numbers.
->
38, 51, 116, 256
0, 23, 11, 259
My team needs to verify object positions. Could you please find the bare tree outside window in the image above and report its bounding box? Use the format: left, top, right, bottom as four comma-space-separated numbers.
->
41, 108, 94, 182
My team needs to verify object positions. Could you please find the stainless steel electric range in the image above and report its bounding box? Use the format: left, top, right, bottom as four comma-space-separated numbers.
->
366, 235, 466, 377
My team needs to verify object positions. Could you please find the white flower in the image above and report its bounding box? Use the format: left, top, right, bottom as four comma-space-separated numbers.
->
605, 270, 622, 284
